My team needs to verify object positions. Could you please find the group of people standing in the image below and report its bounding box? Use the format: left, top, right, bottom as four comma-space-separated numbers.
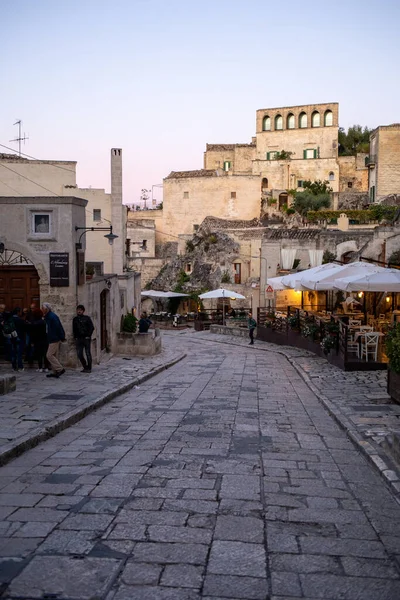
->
0, 303, 94, 378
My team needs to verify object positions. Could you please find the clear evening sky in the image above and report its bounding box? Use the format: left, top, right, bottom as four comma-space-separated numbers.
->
2, 0, 399, 206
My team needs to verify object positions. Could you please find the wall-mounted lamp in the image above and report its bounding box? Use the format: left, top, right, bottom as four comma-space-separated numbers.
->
105, 279, 112, 289
0, 242, 4, 254
386, 295, 391, 303
75, 226, 118, 249
358, 292, 364, 298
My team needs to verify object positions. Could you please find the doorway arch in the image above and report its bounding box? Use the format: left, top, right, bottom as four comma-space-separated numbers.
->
0, 248, 40, 309
279, 193, 288, 210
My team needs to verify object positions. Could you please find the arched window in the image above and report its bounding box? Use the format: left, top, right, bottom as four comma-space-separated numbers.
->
287, 114, 295, 129
329, 171, 334, 181
275, 114, 283, 130
324, 110, 333, 126
261, 177, 268, 190
262, 116, 271, 131
311, 111, 320, 127
299, 112, 307, 128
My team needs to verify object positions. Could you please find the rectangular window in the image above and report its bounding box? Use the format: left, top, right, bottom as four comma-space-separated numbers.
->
370, 186, 375, 202
231, 192, 236, 199
142, 240, 147, 250
86, 262, 103, 276
193, 224, 199, 231
223, 161, 231, 171
267, 151, 278, 160
93, 209, 101, 221
297, 180, 304, 188
347, 182, 353, 188
303, 149, 317, 159
183, 191, 189, 199
186, 263, 192, 274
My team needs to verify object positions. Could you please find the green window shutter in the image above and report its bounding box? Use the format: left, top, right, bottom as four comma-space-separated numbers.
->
303, 150, 306, 159
313, 149, 317, 159
267, 152, 270, 160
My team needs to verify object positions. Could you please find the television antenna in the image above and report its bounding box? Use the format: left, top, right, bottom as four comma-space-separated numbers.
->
10, 120, 29, 156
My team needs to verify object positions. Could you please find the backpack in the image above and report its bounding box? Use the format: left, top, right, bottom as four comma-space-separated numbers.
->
3, 317, 17, 338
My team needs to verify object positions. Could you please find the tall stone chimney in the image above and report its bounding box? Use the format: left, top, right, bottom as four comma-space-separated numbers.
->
110, 148, 125, 274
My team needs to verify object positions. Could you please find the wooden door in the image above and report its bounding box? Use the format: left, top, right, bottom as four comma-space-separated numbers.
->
0, 266, 40, 309
234, 263, 241, 284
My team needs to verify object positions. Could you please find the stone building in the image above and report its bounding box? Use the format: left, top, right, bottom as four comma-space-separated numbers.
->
0, 149, 127, 276
128, 102, 369, 247
0, 149, 140, 366
368, 124, 400, 202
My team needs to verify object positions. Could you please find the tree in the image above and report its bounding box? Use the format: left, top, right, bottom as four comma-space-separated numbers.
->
293, 192, 331, 216
338, 125, 372, 156
302, 180, 332, 195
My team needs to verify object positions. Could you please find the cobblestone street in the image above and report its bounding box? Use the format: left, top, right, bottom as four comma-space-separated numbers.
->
1, 332, 400, 599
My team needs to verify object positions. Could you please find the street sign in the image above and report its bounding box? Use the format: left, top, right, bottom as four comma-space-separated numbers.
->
266, 284, 274, 300
50, 252, 69, 287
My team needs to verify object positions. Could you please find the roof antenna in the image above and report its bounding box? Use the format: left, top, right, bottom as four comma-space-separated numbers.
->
10, 120, 29, 157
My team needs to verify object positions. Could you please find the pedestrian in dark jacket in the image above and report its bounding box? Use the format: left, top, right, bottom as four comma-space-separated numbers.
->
138, 312, 152, 333
0, 304, 12, 363
248, 311, 257, 345
72, 305, 94, 373
10, 308, 26, 371
30, 309, 48, 372
42, 302, 66, 378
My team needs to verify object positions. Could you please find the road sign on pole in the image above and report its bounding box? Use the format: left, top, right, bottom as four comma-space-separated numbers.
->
265, 284, 274, 300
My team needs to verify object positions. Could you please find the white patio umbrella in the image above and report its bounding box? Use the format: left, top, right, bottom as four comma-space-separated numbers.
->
334, 268, 400, 292
199, 288, 246, 300
266, 276, 288, 291
282, 263, 339, 290
141, 290, 189, 298
199, 288, 246, 326
300, 261, 380, 291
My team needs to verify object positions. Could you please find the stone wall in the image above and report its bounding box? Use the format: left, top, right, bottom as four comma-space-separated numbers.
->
162, 173, 261, 239
337, 155, 368, 192
116, 329, 161, 356
375, 125, 400, 198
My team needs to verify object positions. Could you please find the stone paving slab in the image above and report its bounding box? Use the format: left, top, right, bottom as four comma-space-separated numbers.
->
1, 334, 400, 598
0, 346, 185, 466
191, 329, 400, 500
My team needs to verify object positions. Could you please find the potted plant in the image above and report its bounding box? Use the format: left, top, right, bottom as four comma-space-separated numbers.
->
86, 264, 95, 280
386, 324, 400, 403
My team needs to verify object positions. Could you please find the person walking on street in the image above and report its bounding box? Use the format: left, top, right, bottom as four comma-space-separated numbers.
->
73, 305, 94, 373
10, 308, 26, 371
42, 303, 66, 378
248, 311, 257, 345
30, 309, 48, 372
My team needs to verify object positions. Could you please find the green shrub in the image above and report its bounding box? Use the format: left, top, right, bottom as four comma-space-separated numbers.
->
386, 324, 400, 374
323, 250, 336, 264
121, 314, 138, 333
388, 250, 400, 267
286, 208, 295, 215
221, 270, 232, 283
